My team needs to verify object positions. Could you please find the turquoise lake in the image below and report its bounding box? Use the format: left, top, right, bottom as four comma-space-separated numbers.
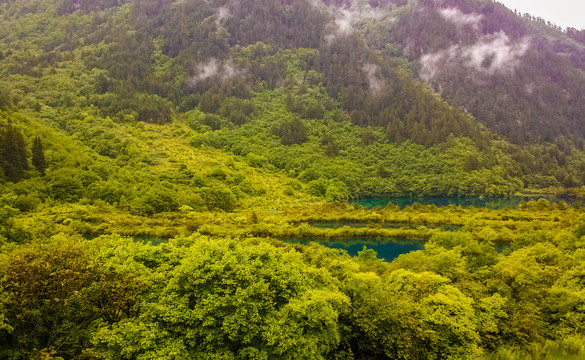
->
307, 221, 460, 231
132, 196, 531, 261
133, 235, 508, 262
349, 195, 578, 209
134, 236, 168, 245
282, 237, 425, 261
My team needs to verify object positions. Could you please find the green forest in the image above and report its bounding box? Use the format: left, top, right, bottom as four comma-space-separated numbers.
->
2, 0, 585, 358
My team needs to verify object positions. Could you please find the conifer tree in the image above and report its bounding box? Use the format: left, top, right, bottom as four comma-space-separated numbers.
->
0, 137, 4, 181
0, 124, 28, 182
32, 136, 47, 176
0, 88, 12, 111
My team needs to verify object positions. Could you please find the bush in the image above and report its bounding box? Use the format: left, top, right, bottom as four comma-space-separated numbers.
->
199, 186, 237, 211
272, 118, 307, 145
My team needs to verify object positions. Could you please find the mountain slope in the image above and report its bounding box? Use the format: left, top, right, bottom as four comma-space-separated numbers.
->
4, 2, 585, 360
2, 0, 585, 198
382, 0, 585, 142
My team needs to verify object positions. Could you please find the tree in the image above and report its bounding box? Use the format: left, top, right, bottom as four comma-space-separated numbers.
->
0, 89, 12, 111
93, 237, 348, 359
362, 126, 376, 145
199, 186, 237, 212
272, 118, 308, 145
0, 124, 28, 182
31, 136, 47, 176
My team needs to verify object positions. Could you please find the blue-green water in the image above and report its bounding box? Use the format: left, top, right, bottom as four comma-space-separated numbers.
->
131, 235, 425, 262
131, 235, 506, 262
282, 237, 425, 261
307, 221, 460, 231
350, 196, 576, 209
134, 236, 167, 245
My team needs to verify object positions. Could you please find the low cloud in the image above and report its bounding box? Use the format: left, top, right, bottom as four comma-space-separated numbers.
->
362, 63, 386, 94
195, 58, 220, 82
321, 1, 388, 44
216, 6, 232, 26
187, 58, 242, 87
221, 59, 239, 79
325, 8, 357, 43
439, 7, 483, 29
335, 9, 355, 35
421, 31, 531, 79
463, 32, 530, 74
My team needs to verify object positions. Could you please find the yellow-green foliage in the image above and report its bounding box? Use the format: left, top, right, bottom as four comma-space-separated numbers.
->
3, 222, 585, 359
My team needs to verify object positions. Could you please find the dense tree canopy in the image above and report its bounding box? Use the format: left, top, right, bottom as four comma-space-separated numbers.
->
1, 1, 585, 358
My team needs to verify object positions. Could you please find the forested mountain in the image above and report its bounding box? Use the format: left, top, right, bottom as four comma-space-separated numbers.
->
387, 0, 585, 143
2, 0, 585, 196
4, 1, 585, 359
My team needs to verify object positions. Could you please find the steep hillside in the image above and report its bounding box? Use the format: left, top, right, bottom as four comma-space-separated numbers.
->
383, 0, 585, 142
2, 0, 585, 198
5, 1, 585, 360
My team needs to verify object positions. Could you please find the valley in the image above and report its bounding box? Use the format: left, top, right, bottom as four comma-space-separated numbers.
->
2, 0, 585, 359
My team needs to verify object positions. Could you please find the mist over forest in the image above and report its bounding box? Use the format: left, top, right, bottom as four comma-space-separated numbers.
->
2, 0, 585, 359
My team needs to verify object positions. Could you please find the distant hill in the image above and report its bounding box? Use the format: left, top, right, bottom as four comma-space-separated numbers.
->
2, 0, 585, 195
385, 0, 585, 143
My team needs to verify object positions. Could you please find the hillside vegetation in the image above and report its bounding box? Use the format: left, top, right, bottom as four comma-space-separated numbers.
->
2, 0, 585, 359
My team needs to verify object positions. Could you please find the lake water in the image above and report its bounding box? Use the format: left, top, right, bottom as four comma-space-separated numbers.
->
131, 235, 424, 262
282, 237, 425, 261
307, 221, 460, 231
133, 235, 506, 262
349, 196, 577, 209
134, 236, 168, 245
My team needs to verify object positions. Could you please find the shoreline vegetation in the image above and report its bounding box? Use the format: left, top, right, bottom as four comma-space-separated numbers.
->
2, 0, 585, 358
12, 197, 580, 243
3, 196, 585, 359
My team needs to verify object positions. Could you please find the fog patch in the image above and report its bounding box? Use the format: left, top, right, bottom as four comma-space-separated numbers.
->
325, 8, 357, 43
362, 63, 386, 94
221, 59, 239, 79
336, 9, 355, 34
463, 32, 530, 75
421, 31, 531, 80
187, 58, 242, 87
195, 59, 220, 82
440, 7, 482, 29
321, 1, 387, 44
216, 6, 232, 26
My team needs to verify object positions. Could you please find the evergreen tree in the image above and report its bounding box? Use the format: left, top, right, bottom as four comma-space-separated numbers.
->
0, 88, 12, 111
0, 124, 28, 182
0, 137, 4, 181
32, 136, 47, 176
362, 126, 376, 145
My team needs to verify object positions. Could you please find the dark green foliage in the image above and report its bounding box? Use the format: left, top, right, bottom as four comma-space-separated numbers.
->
219, 98, 256, 125
388, 0, 585, 143
0, 89, 12, 111
272, 118, 308, 145
0, 124, 27, 183
133, 94, 173, 124
223, 0, 328, 49
57, 0, 128, 15
31, 136, 47, 176
362, 126, 376, 145
305, 102, 325, 120
318, 34, 483, 146
199, 186, 237, 212
201, 113, 223, 130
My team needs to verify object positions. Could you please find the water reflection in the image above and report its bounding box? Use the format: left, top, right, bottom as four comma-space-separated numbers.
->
307, 221, 460, 231
350, 196, 577, 209
282, 237, 425, 262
